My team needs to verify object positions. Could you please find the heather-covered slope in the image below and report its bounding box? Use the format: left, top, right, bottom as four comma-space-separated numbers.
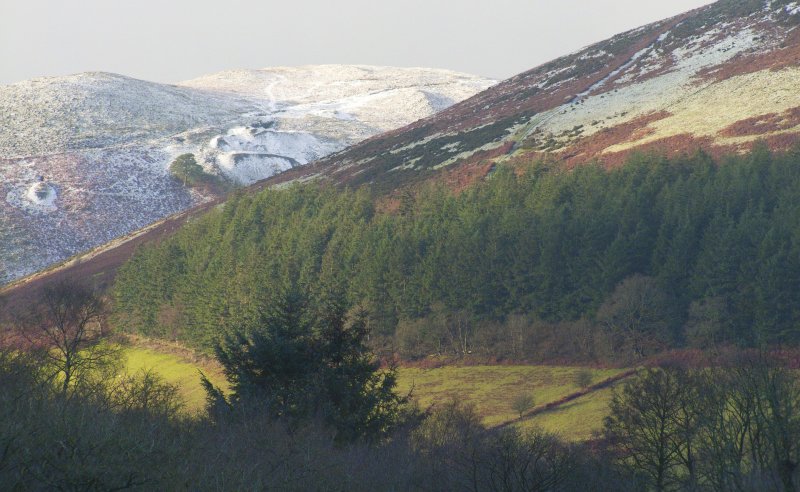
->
0, 66, 493, 283
278, 1, 800, 192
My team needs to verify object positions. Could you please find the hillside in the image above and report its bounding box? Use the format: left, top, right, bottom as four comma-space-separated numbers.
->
0, 66, 493, 283
269, 0, 800, 191
5, 0, 800, 301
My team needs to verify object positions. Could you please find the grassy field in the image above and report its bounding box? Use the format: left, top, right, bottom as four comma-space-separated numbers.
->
520, 384, 619, 441
396, 365, 625, 436
119, 340, 626, 439
121, 343, 227, 414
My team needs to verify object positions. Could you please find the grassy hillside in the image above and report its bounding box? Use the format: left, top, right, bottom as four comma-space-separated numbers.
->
396, 365, 623, 429
520, 385, 619, 441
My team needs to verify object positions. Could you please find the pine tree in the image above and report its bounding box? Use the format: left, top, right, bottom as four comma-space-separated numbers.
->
202, 289, 405, 442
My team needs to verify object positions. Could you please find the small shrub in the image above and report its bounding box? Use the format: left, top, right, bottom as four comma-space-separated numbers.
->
109, 369, 183, 417
512, 393, 535, 418
575, 369, 593, 389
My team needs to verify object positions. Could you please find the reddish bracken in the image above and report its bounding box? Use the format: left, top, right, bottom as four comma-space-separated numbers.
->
697, 21, 800, 83
719, 107, 800, 137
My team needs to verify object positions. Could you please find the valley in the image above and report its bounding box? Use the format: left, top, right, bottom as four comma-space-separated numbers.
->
4, 0, 800, 489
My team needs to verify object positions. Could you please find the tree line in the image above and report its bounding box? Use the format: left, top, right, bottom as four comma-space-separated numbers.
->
114, 144, 800, 361
605, 358, 800, 491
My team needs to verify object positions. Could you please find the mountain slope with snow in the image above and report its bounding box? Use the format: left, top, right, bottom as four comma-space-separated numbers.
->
8, 0, 800, 295
270, 1, 800, 192
0, 66, 494, 283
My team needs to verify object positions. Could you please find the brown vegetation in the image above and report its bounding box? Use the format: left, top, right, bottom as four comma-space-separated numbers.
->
440, 141, 515, 192
597, 132, 718, 168
697, 21, 800, 84
719, 107, 800, 138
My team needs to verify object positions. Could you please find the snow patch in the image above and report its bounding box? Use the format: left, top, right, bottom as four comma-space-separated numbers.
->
604, 66, 800, 153
390, 157, 422, 172
441, 142, 461, 151
574, 43, 655, 100
217, 153, 295, 184
579, 50, 611, 61
527, 25, 764, 142
6, 181, 58, 214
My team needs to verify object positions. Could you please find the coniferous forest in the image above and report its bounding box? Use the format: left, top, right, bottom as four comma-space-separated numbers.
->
115, 145, 800, 361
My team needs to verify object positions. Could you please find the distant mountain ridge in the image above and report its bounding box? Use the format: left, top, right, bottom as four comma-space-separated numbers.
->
0, 66, 494, 283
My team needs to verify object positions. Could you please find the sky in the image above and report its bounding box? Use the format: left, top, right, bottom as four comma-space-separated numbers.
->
0, 0, 714, 86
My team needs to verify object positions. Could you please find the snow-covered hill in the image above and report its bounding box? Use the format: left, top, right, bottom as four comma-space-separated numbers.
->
0, 66, 494, 283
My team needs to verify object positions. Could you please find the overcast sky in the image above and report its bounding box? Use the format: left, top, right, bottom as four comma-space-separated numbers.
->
1, 0, 713, 86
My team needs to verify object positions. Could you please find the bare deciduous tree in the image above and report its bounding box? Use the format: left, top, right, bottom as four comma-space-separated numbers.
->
604, 368, 684, 492
17, 282, 119, 397
444, 310, 473, 357
607, 359, 800, 492
109, 369, 183, 417
596, 275, 674, 361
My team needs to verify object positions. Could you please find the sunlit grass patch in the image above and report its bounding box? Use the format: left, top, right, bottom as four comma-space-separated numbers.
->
395, 365, 622, 429
121, 344, 226, 414
118, 339, 624, 438
518, 384, 619, 441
